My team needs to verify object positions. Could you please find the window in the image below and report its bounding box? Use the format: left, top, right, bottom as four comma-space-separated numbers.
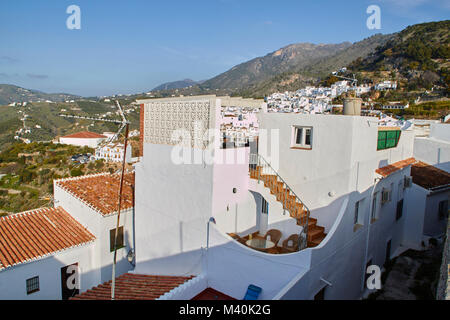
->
292, 126, 313, 149
397, 180, 404, 201
381, 189, 389, 205
354, 199, 364, 229
261, 197, 269, 214
385, 240, 392, 265
26, 276, 39, 295
438, 200, 448, 220
396, 199, 403, 221
371, 193, 378, 222
354, 202, 359, 225
110, 226, 124, 252
377, 130, 401, 150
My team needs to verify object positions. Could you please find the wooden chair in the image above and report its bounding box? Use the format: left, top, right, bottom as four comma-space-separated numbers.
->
229, 233, 246, 245
264, 229, 282, 247
282, 234, 299, 253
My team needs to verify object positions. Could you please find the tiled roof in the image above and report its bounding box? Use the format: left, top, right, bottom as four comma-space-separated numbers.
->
61, 131, 107, 139
192, 288, 236, 300
55, 172, 135, 216
375, 157, 417, 177
411, 161, 450, 190
0, 207, 95, 271
70, 273, 194, 300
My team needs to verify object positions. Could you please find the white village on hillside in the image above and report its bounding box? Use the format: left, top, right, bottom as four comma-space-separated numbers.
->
0, 94, 449, 300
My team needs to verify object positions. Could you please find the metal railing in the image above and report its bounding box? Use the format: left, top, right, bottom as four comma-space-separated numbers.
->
249, 153, 310, 250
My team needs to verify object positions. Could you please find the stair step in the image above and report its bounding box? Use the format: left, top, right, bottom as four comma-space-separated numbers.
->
308, 218, 317, 227
308, 233, 327, 247
307, 226, 325, 241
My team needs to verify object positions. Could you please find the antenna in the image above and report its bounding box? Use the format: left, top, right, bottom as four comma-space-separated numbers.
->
333, 72, 359, 97
60, 100, 130, 300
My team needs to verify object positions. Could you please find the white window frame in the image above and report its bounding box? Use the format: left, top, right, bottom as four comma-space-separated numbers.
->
292, 126, 313, 149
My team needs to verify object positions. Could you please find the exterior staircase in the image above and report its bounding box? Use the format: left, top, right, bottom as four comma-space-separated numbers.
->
249, 154, 326, 248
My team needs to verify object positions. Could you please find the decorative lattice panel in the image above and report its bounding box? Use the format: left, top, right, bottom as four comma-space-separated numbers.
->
143, 99, 211, 149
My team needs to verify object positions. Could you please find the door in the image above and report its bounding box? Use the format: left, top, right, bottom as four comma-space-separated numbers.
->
61, 263, 79, 300
259, 197, 269, 235
314, 287, 326, 300
385, 240, 392, 265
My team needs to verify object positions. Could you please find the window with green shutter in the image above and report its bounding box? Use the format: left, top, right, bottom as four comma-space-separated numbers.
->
377, 130, 401, 150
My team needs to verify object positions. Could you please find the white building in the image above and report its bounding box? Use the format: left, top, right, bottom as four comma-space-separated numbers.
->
375, 81, 397, 91
53, 173, 136, 284
414, 123, 450, 172
1, 95, 448, 301
111, 95, 447, 300
0, 207, 98, 300
0, 172, 137, 300
59, 131, 107, 148
95, 142, 132, 163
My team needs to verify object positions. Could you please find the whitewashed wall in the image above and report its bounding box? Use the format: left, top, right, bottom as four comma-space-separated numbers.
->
0, 243, 99, 300
414, 137, 450, 172
54, 182, 134, 283
59, 137, 105, 148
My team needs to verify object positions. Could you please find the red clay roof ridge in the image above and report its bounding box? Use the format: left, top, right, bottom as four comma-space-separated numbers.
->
54, 172, 135, 216
0, 207, 96, 272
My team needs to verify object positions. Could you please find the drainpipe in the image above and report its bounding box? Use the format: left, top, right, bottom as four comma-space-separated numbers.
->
131, 185, 136, 267
361, 176, 382, 295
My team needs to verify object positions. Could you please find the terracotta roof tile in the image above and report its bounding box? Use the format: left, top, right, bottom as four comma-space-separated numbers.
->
192, 288, 236, 300
375, 157, 417, 177
0, 207, 95, 271
55, 172, 135, 216
61, 131, 107, 139
411, 161, 450, 190
70, 273, 194, 300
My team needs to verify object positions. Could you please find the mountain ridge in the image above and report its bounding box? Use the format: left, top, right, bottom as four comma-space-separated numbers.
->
0, 84, 80, 105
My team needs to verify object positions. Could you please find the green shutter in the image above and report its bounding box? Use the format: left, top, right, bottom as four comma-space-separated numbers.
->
377, 130, 401, 150
377, 131, 387, 150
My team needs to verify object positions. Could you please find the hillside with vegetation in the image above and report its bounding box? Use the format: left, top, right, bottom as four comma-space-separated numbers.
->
0, 99, 140, 154
349, 20, 450, 93
0, 141, 133, 216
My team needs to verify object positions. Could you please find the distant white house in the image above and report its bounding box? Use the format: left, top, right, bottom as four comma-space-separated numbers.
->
375, 81, 397, 91
95, 142, 132, 163
382, 103, 409, 110
59, 131, 107, 148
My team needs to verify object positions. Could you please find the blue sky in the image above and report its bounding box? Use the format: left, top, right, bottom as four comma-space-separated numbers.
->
0, 0, 448, 97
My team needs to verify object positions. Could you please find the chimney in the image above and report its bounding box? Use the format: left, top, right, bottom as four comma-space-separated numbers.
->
343, 97, 362, 116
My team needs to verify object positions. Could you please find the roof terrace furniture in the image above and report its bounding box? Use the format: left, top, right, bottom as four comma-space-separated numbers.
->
282, 234, 299, 253
243, 284, 262, 300
264, 229, 282, 247
228, 233, 247, 245
245, 238, 275, 252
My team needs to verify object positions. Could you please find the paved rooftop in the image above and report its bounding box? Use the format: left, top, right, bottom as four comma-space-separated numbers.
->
71, 273, 194, 300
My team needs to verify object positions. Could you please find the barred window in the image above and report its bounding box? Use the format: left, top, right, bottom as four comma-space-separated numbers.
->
110, 226, 124, 252
26, 276, 39, 295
